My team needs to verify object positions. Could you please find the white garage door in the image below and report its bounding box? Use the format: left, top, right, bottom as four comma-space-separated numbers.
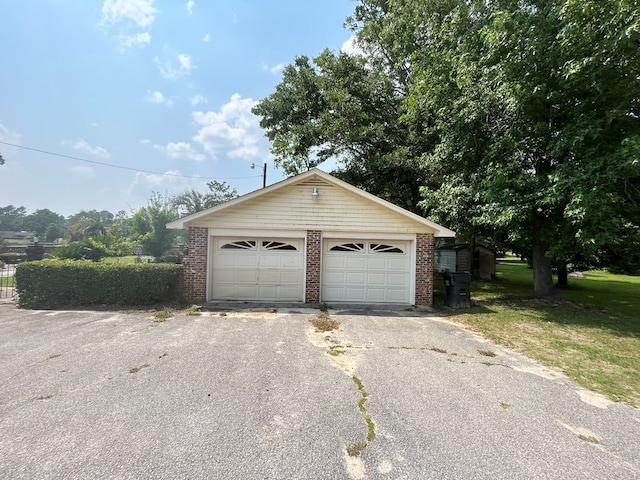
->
322, 240, 412, 303
212, 238, 304, 301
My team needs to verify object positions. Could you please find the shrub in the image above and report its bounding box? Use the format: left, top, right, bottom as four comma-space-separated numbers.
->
50, 238, 109, 262
15, 259, 183, 308
155, 255, 181, 264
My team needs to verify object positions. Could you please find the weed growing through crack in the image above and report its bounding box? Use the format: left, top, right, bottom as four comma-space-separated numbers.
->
327, 346, 346, 357
32, 395, 54, 401
129, 364, 150, 374
346, 441, 368, 457
429, 347, 448, 354
186, 305, 202, 316
347, 375, 376, 456
154, 308, 173, 322
478, 349, 497, 357
579, 434, 599, 444
501, 402, 511, 409
310, 313, 340, 333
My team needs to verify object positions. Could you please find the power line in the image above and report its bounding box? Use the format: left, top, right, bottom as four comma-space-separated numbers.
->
0, 140, 261, 181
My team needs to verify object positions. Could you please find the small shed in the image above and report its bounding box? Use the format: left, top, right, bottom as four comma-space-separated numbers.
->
435, 244, 496, 280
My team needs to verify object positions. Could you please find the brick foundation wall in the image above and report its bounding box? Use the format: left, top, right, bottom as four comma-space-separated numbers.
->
415, 233, 435, 306
305, 230, 321, 303
182, 226, 208, 304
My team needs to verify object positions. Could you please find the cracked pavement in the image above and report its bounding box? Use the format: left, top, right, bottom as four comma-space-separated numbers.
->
1, 303, 639, 479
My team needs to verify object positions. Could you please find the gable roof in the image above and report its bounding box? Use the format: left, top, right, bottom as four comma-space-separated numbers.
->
167, 169, 455, 237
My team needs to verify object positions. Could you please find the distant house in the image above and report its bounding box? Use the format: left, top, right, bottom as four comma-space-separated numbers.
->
435, 244, 496, 280
168, 169, 455, 306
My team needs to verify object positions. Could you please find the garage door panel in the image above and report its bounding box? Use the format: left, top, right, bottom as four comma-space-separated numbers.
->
366, 288, 386, 302
367, 257, 387, 270
236, 270, 259, 283
388, 273, 408, 286
367, 273, 386, 285
281, 257, 302, 268
324, 271, 346, 283
322, 240, 411, 304
280, 270, 302, 283
215, 256, 239, 268
324, 256, 346, 269
238, 256, 259, 268
388, 289, 409, 302
388, 257, 410, 270
212, 237, 303, 301
345, 288, 366, 301
346, 257, 366, 269
258, 270, 279, 283
346, 272, 365, 283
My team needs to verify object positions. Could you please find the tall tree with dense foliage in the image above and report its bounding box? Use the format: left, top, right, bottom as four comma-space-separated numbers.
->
129, 193, 178, 258
21, 209, 66, 238
252, 49, 435, 213
171, 180, 238, 215
0, 205, 27, 232
255, 0, 639, 296
398, 0, 640, 294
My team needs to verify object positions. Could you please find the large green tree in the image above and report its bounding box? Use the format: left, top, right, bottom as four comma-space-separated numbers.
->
21, 209, 66, 238
255, 0, 640, 296
400, 0, 640, 295
129, 193, 178, 258
0, 205, 27, 232
252, 49, 435, 213
66, 210, 115, 241
171, 180, 238, 215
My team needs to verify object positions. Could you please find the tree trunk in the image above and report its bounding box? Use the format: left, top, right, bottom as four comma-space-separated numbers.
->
532, 237, 555, 297
557, 261, 568, 287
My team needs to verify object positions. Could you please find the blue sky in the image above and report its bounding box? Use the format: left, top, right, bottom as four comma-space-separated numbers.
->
0, 0, 356, 217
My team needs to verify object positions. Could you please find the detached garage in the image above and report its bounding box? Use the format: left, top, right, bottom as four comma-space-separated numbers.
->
168, 169, 455, 306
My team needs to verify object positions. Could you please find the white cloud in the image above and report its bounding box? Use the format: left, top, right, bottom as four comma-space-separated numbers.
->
190, 94, 207, 105
119, 31, 151, 49
192, 93, 268, 160
140, 139, 152, 144
187, 1, 195, 14
154, 53, 194, 80
0, 122, 21, 145
154, 141, 206, 162
269, 63, 284, 73
202, 33, 211, 42
145, 90, 172, 106
128, 170, 202, 195
101, 0, 157, 28
71, 138, 111, 159
178, 54, 192, 70
341, 36, 364, 56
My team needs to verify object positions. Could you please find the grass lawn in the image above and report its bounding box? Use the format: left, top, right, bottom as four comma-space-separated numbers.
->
435, 257, 640, 407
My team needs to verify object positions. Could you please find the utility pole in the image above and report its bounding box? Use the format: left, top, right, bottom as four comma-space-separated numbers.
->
251, 162, 267, 188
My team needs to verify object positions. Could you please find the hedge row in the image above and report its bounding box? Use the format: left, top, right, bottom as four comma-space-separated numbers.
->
15, 260, 183, 309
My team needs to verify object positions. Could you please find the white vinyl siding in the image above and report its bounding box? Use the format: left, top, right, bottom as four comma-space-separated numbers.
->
322, 240, 412, 304
190, 179, 433, 234
211, 237, 304, 301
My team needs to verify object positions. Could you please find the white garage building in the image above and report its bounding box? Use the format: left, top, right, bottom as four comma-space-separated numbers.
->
168, 169, 455, 306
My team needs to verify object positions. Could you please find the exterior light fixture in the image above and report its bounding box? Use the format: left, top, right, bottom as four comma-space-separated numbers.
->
251, 162, 267, 188
312, 187, 319, 199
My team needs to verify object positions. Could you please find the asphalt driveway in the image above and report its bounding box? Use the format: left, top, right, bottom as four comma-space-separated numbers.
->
0, 302, 638, 479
